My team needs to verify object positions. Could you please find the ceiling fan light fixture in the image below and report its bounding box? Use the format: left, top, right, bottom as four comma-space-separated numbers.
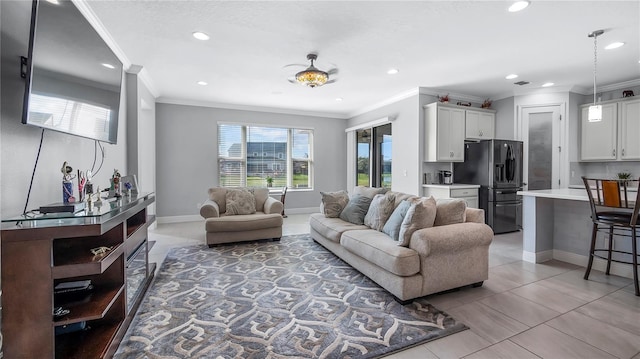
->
508, 1, 530, 12
295, 54, 329, 88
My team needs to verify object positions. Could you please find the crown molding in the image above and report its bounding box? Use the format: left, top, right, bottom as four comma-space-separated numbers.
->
156, 97, 348, 119
584, 78, 640, 95
348, 88, 420, 118
418, 87, 486, 103
73, 0, 159, 98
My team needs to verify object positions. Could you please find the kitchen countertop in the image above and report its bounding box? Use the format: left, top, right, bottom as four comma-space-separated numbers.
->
422, 184, 480, 189
517, 188, 589, 201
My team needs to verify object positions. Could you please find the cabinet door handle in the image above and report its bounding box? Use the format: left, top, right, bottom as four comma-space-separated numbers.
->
613, 149, 616, 156
622, 149, 625, 157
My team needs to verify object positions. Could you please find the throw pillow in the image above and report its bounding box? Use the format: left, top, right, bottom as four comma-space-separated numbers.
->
320, 190, 349, 218
339, 194, 373, 225
225, 189, 256, 215
352, 186, 388, 199
364, 193, 396, 231
382, 200, 411, 241
398, 196, 437, 247
434, 198, 467, 226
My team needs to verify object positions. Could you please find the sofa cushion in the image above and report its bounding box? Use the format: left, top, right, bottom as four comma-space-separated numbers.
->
225, 189, 256, 215
353, 186, 387, 199
382, 199, 411, 241
341, 229, 420, 277
320, 190, 349, 218
205, 213, 283, 232
309, 213, 368, 243
434, 199, 467, 226
339, 194, 372, 225
398, 196, 437, 247
364, 193, 396, 231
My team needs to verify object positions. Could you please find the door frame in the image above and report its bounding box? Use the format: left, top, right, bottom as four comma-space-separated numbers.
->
516, 103, 567, 189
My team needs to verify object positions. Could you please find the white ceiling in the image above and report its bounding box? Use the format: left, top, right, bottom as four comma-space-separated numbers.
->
83, 0, 640, 118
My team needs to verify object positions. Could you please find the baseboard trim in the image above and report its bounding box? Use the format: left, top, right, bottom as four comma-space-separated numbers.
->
522, 250, 553, 263
285, 207, 318, 215
553, 249, 634, 279
157, 215, 203, 224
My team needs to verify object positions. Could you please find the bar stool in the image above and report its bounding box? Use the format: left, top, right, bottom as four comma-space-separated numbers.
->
280, 186, 288, 218
582, 176, 640, 296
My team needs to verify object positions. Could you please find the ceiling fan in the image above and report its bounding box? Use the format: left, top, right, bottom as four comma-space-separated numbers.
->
286, 53, 338, 88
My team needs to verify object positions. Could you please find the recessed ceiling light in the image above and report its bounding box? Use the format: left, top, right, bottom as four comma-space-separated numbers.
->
505, 74, 518, 80
387, 68, 399, 75
101, 63, 115, 69
335, 97, 344, 102
605, 42, 625, 50
45, 0, 60, 4
192, 32, 210, 41
508, 1, 530, 12
197, 81, 208, 86
542, 82, 554, 87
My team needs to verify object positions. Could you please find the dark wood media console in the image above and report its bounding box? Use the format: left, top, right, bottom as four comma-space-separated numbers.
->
1, 193, 156, 358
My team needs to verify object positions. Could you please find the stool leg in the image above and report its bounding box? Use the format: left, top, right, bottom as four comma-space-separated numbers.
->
585, 222, 598, 280
606, 225, 614, 275
632, 228, 639, 296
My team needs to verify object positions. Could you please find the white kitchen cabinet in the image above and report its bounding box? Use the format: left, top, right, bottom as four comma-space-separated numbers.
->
424, 103, 465, 162
580, 98, 639, 161
619, 98, 640, 160
465, 109, 495, 139
423, 184, 479, 208
580, 102, 617, 161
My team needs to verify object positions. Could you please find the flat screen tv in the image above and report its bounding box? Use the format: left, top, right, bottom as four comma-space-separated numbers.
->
22, 0, 123, 144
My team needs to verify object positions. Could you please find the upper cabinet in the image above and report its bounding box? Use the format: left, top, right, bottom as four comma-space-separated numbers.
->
465, 109, 496, 139
580, 98, 639, 161
619, 98, 640, 160
424, 103, 466, 162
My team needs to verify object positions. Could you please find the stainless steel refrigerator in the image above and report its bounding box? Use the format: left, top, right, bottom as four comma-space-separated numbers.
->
453, 139, 523, 233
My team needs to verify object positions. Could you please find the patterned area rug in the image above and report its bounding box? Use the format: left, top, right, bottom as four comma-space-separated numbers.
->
116, 234, 467, 358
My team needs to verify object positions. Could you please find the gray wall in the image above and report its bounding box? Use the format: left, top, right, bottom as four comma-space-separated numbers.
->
493, 96, 515, 139
155, 103, 347, 218
1, 0, 128, 217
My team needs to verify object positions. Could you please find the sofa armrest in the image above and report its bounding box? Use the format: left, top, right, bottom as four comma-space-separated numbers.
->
409, 222, 493, 257
200, 199, 220, 218
465, 207, 485, 223
263, 197, 284, 215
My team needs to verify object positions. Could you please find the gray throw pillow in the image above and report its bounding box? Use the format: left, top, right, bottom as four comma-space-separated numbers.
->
382, 200, 411, 241
434, 198, 467, 226
225, 189, 256, 215
320, 190, 349, 218
364, 193, 396, 231
398, 196, 437, 247
339, 194, 373, 225
352, 186, 388, 199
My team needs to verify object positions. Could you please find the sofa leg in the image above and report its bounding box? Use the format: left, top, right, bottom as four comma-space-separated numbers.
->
472, 281, 484, 288
273, 238, 281, 242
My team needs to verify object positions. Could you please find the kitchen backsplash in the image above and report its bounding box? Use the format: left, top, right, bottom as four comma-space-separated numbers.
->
570, 161, 640, 185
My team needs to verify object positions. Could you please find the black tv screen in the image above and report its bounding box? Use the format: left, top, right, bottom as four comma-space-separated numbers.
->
22, 0, 123, 144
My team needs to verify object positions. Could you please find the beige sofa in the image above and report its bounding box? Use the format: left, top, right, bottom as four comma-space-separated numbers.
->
310, 189, 493, 303
200, 187, 284, 247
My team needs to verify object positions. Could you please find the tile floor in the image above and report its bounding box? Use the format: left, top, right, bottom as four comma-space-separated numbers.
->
147, 214, 640, 359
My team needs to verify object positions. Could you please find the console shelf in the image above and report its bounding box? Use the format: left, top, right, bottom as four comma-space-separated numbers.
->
1, 193, 156, 359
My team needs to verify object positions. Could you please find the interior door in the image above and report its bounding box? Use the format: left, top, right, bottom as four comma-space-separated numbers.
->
520, 105, 562, 190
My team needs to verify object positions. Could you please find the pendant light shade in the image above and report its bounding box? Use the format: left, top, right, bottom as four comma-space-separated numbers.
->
588, 29, 604, 122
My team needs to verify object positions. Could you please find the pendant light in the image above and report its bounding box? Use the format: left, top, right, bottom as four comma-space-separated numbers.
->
588, 29, 604, 122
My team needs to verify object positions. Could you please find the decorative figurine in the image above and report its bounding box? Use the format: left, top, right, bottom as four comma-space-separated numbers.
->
61, 161, 76, 203
111, 169, 122, 198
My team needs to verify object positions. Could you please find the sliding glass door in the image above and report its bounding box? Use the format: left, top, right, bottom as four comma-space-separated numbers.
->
355, 124, 391, 188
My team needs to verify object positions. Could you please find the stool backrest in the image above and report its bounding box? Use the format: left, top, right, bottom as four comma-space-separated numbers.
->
582, 176, 640, 226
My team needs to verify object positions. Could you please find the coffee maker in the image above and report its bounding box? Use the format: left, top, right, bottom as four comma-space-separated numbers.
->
438, 170, 453, 185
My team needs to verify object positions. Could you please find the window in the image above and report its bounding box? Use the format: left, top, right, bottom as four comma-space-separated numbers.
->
218, 124, 313, 189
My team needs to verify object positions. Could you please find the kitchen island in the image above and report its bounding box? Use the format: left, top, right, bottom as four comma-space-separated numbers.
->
517, 188, 634, 279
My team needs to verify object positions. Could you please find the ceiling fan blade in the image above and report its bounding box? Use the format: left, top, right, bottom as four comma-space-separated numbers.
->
287, 78, 298, 84
327, 68, 339, 75
282, 64, 308, 69
325, 79, 338, 84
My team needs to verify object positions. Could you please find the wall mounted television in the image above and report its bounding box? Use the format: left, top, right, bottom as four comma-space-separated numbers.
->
22, 0, 123, 144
